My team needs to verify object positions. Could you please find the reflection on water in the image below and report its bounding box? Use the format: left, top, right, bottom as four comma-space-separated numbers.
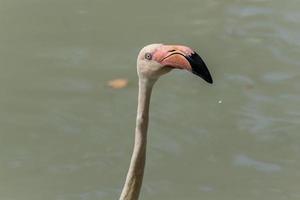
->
233, 154, 281, 173
0, 0, 300, 199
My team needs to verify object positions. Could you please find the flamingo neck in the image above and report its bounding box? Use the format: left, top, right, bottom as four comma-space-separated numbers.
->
119, 78, 156, 200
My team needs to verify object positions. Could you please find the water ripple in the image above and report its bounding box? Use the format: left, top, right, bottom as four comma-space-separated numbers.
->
233, 154, 282, 173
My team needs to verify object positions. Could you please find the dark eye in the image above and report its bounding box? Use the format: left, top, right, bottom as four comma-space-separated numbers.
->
145, 53, 152, 60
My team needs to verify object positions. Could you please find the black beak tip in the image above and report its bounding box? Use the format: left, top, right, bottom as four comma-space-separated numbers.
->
186, 52, 213, 84
192, 70, 213, 84
205, 75, 213, 84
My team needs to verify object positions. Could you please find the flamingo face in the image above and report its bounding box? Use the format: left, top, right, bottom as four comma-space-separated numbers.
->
137, 43, 213, 83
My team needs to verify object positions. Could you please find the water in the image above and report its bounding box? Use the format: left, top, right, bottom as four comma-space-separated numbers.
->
0, 0, 300, 199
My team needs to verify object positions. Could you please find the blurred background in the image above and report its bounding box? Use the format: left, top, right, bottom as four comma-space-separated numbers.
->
0, 0, 300, 199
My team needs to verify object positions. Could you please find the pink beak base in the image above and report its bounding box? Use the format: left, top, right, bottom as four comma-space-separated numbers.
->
153, 45, 193, 71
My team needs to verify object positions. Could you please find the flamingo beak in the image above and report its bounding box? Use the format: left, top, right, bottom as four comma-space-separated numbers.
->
153, 45, 213, 84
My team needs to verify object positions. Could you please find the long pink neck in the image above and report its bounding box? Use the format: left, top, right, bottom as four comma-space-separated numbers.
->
119, 78, 155, 200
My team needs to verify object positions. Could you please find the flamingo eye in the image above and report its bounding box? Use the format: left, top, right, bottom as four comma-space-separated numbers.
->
144, 53, 152, 60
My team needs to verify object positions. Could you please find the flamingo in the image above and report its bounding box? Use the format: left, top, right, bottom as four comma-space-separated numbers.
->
119, 44, 213, 200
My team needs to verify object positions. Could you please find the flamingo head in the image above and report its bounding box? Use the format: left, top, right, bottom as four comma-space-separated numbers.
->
137, 43, 213, 83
